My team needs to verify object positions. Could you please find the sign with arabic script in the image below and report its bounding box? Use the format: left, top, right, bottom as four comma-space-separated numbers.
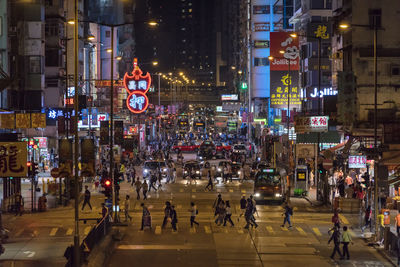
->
124, 58, 151, 114
0, 142, 27, 177
294, 116, 329, 133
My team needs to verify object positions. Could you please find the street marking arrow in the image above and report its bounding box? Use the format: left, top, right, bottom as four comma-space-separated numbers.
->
23, 251, 35, 258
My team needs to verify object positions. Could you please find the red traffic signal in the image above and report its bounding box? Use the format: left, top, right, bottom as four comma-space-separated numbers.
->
27, 162, 32, 167
104, 180, 111, 187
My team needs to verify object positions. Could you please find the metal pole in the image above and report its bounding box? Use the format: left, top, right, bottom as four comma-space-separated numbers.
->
73, 0, 80, 265
316, 37, 321, 201
373, 24, 379, 240
287, 58, 291, 164
247, 0, 251, 142
110, 26, 117, 222
61, 21, 68, 206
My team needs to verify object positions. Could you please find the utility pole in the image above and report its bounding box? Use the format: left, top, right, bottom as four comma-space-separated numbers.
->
73, 0, 80, 265
373, 23, 379, 241
316, 37, 322, 202
110, 25, 117, 222
158, 73, 161, 140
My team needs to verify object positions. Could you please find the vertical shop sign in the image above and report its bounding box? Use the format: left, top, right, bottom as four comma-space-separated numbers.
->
270, 32, 299, 71
0, 142, 27, 177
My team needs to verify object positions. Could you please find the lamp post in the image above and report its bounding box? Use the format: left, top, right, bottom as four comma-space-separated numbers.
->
339, 21, 380, 239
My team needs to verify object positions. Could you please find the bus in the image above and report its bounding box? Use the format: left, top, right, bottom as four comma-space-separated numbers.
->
253, 168, 286, 203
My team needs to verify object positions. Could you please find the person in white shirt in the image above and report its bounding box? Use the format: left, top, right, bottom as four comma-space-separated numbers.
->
189, 202, 199, 227
124, 195, 132, 222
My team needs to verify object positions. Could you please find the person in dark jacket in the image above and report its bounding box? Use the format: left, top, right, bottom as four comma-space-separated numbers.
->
244, 198, 258, 229
328, 226, 342, 260
81, 185, 92, 211
281, 202, 292, 228
171, 205, 178, 231
162, 201, 172, 229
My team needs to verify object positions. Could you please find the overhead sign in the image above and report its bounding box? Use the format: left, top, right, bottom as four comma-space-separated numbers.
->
300, 87, 338, 99
216, 106, 223, 112
270, 32, 299, 71
78, 113, 107, 128
254, 40, 269, 48
348, 155, 367, 168
270, 71, 301, 109
0, 142, 28, 177
294, 116, 329, 133
124, 58, 151, 114
221, 94, 238, 101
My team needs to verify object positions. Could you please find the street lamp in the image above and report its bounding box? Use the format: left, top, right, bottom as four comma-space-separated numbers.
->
339, 20, 381, 239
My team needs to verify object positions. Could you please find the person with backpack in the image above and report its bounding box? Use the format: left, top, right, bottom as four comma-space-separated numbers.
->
189, 202, 199, 227
281, 202, 293, 228
213, 194, 223, 216
244, 198, 257, 229
328, 225, 342, 260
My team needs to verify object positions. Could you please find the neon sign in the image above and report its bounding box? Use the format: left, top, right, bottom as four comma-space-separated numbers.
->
300, 87, 338, 98
123, 58, 151, 114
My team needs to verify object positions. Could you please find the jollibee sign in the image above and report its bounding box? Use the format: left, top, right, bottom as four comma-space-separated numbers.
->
124, 58, 151, 113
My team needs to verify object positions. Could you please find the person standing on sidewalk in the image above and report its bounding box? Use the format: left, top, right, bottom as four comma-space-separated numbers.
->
14, 192, 23, 216
171, 205, 178, 231
134, 178, 142, 200
395, 210, 400, 235
142, 180, 148, 200
223, 201, 234, 227
328, 226, 342, 260
281, 202, 293, 228
341, 226, 353, 260
189, 202, 199, 227
81, 185, 92, 211
123, 195, 132, 222
361, 205, 372, 232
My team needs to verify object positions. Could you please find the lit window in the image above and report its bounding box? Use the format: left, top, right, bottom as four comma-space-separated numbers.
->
182, 39, 186, 42
181, 27, 186, 31
189, 9, 192, 12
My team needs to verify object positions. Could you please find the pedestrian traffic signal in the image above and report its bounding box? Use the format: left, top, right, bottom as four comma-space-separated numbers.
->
104, 179, 111, 187
318, 163, 326, 176
103, 179, 112, 197
361, 172, 370, 187
32, 163, 39, 176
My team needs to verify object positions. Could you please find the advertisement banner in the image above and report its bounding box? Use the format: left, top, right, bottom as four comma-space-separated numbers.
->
296, 144, 316, 159
91, 108, 98, 126
81, 139, 95, 176
0, 142, 27, 177
270, 71, 301, 109
348, 155, 367, 169
31, 113, 46, 128
1, 114, 15, 129
16, 114, 31, 128
306, 23, 331, 40
294, 116, 329, 133
270, 32, 299, 71
58, 139, 72, 177
81, 109, 88, 126
100, 121, 109, 145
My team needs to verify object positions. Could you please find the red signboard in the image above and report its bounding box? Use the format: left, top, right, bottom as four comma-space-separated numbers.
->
270, 32, 299, 71
123, 58, 151, 114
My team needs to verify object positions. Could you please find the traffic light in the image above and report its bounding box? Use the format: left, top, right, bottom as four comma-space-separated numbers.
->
318, 163, 326, 176
27, 161, 32, 176
103, 179, 112, 197
361, 172, 370, 188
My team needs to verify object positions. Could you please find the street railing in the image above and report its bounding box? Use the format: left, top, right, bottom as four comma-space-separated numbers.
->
81, 212, 111, 253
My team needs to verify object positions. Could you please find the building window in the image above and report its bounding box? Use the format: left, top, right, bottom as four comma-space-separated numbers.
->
253, 5, 270, 15
369, 9, 381, 28
391, 65, 400, 76
254, 22, 270, 31
29, 56, 42, 73
106, 30, 110, 38
310, 0, 332, 9
254, 57, 269, 67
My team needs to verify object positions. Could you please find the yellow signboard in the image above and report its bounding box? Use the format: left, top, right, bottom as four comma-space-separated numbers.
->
16, 114, 31, 128
0, 142, 27, 177
31, 113, 46, 128
1, 114, 15, 129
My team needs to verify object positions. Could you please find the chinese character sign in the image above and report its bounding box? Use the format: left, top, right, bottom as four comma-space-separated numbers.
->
294, 116, 329, 133
270, 71, 301, 109
270, 32, 299, 71
348, 155, 367, 169
307, 23, 331, 40
123, 58, 151, 114
0, 142, 27, 177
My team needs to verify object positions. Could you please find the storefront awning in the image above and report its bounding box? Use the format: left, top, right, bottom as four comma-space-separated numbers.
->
296, 131, 341, 144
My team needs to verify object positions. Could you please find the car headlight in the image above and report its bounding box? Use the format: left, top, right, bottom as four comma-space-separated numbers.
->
254, 193, 260, 197
184, 171, 188, 174
163, 168, 167, 172
199, 156, 203, 160
144, 169, 148, 173
275, 193, 282, 197
218, 168, 222, 172
238, 171, 241, 174
196, 171, 200, 174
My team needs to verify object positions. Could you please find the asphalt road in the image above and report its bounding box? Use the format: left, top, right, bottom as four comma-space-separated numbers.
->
106, 153, 391, 267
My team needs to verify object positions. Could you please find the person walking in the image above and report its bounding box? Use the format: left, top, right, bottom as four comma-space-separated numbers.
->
362, 205, 372, 232
149, 172, 158, 192
238, 195, 247, 221
157, 168, 163, 190
331, 211, 341, 229
134, 178, 142, 200
205, 170, 213, 191
341, 226, 353, 260
281, 202, 293, 228
239, 166, 245, 183
223, 201, 234, 227
123, 195, 132, 222
213, 194, 223, 216
328, 226, 342, 260
130, 167, 136, 186
244, 198, 256, 229
140, 203, 151, 230
162, 201, 172, 229
81, 185, 92, 211
395, 210, 400, 235
142, 180, 148, 200
14, 192, 23, 216
215, 201, 226, 226
171, 205, 178, 231
189, 202, 199, 227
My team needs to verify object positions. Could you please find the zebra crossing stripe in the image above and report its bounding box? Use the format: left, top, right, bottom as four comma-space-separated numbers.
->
49, 228, 58, 236
296, 227, 307, 236
192, 189, 196, 193
241, 189, 246, 193
177, 205, 182, 209
280, 226, 288, 231
204, 226, 212, 234
155, 226, 162, 235
15, 229, 24, 237
179, 189, 184, 193
238, 229, 244, 234
266, 226, 275, 234
229, 189, 233, 193
84, 226, 91, 235
66, 228, 73, 236
190, 227, 196, 234
339, 214, 349, 225
312, 227, 322, 236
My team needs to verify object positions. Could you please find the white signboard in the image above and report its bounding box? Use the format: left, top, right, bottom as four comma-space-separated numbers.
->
78, 113, 107, 128
294, 116, 329, 133
221, 94, 238, 101
348, 155, 367, 168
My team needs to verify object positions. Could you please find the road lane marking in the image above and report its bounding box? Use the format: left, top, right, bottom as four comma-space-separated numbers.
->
190, 227, 196, 234
280, 226, 288, 231
312, 227, 322, 236
204, 226, 212, 234
192, 189, 196, 193
192, 195, 196, 198
179, 189, 184, 193
155, 226, 162, 235
229, 189, 233, 193
84, 226, 91, 235
177, 205, 182, 209
237, 229, 244, 234
66, 228, 73, 236
15, 229, 24, 237
296, 227, 307, 236
339, 214, 349, 225
49, 228, 58, 236
293, 207, 298, 211
266, 226, 275, 234
241, 189, 246, 194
